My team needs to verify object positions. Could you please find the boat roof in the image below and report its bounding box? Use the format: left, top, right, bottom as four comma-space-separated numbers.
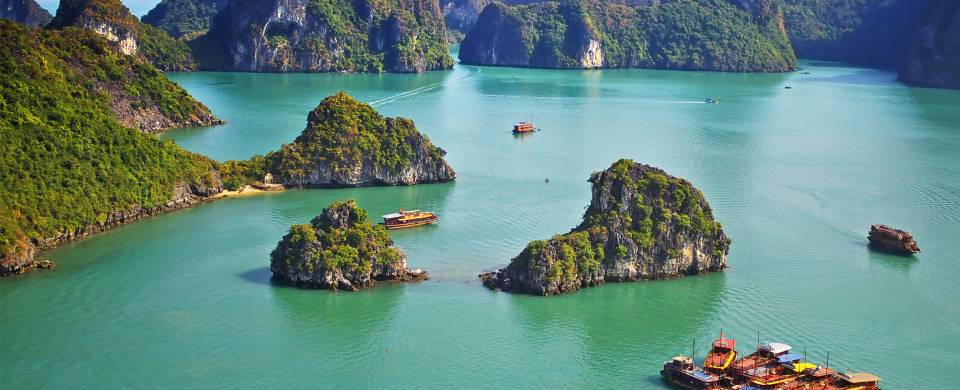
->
841, 372, 881, 383
790, 362, 818, 373
382, 213, 403, 219
778, 353, 804, 363
688, 370, 719, 382
761, 342, 791, 354
713, 337, 736, 349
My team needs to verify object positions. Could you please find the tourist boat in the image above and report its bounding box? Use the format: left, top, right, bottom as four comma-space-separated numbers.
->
704, 334, 737, 373
743, 353, 807, 388
380, 209, 438, 230
785, 372, 882, 390
731, 342, 792, 377
513, 121, 537, 134
868, 224, 920, 255
660, 356, 725, 389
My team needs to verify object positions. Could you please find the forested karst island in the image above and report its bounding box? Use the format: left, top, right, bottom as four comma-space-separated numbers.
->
141, 0, 228, 38
270, 200, 428, 290
219, 92, 456, 189
189, 0, 455, 72
481, 160, 730, 295
459, 0, 798, 71
0, 20, 222, 275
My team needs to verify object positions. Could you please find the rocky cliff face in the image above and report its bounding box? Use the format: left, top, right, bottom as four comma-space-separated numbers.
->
48, 0, 198, 70
460, 0, 796, 72
270, 200, 428, 290
900, 0, 960, 89
142, 0, 229, 38
0, 0, 52, 26
264, 92, 456, 187
481, 159, 730, 295
191, 0, 454, 72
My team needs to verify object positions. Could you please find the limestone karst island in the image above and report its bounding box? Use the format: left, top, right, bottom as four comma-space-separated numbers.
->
1, 0, 957, 387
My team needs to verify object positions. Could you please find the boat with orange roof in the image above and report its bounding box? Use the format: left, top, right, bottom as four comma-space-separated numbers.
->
380, 209, 438, 230
704, 333, 738, 373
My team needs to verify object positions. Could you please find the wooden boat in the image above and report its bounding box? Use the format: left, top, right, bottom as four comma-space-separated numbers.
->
380, 209, 438, 230
868, 224, 920, 255
784, 371, 881, 390
744, 353, 806, 388
704, 334, 737, 373
731, 342, 792, 377
660, 356, 725, 389
513, 121, 537, 134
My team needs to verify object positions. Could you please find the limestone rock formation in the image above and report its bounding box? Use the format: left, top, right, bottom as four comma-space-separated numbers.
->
190, 0, 454, 72
899, 0, 960, 89
480, 159, 730, 295
221, 92, 456, 188
270, 200, 428, 290
48, 0, 198, 71
459, 0, 796, 72
0, 0, 52, 26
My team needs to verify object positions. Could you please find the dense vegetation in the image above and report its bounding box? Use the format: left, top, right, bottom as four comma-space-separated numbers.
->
49, 0, 197, 70
508, 159, 725, 285
460, 0, 797, 71
0, 21, 217, 265
782, 0, 930, 68
270, 200, 402, 276
220, 92, 448, 189
192, 0, 454, 72
141, 0, 227, 39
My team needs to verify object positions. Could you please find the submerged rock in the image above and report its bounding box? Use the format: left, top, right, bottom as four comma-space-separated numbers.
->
270, 200, 429, 290
480, 159, 730, 295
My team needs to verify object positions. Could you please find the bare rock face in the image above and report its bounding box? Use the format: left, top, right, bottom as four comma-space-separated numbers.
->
269, 92, 456, 187
270, 200, 428, 290
0, 0, 52, 27
900, 0, 960, 89
481, 159, 730, 295
48, 0, 140, 55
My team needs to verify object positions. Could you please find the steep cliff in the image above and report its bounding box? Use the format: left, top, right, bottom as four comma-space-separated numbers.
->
783, 0, 931, 69
0, 0, 52, 26
899, 0, 960, 89
142, 0, 228, 39
190, 0, 454, 72
270, 200, 428, 290
459, 0, 796, 72
220, 92, 456, 189
480, 159, 730, 295
48, 0, 198, 70
0, 21, 222, 275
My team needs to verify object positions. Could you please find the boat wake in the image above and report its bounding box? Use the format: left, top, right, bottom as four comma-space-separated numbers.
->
368, 66, 482, 107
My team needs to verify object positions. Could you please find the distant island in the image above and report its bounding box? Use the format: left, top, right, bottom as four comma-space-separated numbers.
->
188, 0, 454, 72
270, 200, 428, 290
459, 0, 798, 72
481, 159, 730, 295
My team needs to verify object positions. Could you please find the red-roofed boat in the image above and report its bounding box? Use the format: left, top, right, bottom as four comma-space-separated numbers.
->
704, 333, 737, 373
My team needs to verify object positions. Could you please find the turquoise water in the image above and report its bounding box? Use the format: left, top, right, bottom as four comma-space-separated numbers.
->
2, 59, 959, 388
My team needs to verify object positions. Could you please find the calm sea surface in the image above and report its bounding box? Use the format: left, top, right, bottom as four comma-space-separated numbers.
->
2, 56, 959, 388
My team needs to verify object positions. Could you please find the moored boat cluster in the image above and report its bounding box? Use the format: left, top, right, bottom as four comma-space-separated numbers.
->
661, 334, 881, 389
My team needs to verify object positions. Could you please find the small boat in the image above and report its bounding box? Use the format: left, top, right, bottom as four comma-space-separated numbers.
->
868, 224, 920, 255
705, 98, 720, 104
784, 86, 793, 89
704, 334, 737, 373
794, 372, 882, 390
545, 178, 550, 183
660, 356, 724, 389
381, 209, 438, 230
513, 121, 537, 134
745, 353, 805, 387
